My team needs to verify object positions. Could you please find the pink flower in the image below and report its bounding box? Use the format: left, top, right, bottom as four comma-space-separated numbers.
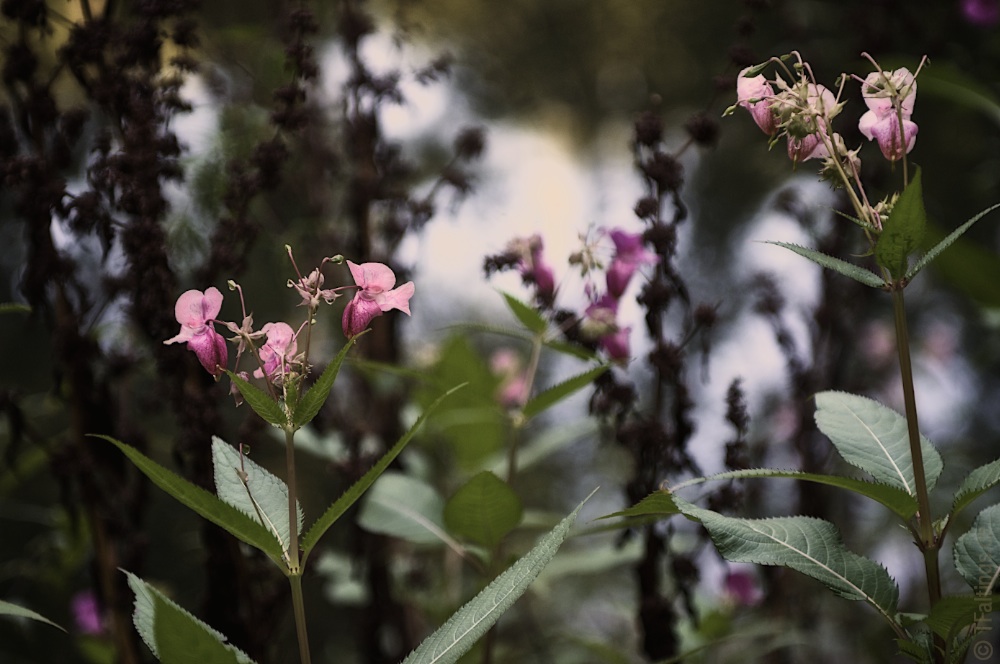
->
736, 68, 778, 135
962, 0, 1000, 26
606, 229, 658, 298
490, 349, 530, 408
71, 591, 105, 636
859, 68, 918, 161
786, 129, 831, 163
253, 322, 298, 380
508, 235, 555, 299
723, 569, 763, 606
342, 261, 415, 337
164, 287, 228, 378
600, 326, 631, 362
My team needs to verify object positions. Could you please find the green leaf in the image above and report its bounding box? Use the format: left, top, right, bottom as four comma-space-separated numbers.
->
952, 458, 1000, 521
212, 437, 302, 556
677, 468, 919, 520
542, 339, 598, 361
924, 595, 984, 641
95, 436, 286, 566
225, 371, 287, 428
293, 335, 359, 428
400, 489, 595, 664
814, 391, 943, 496
906, 203, 1000, 282
357, 472, 448, 545
500, 291, 547, 334
599, 491, 679, 521
444, 471, 523, 549
675, 496, 900, 626
953, 503, 1000, 594
763, 242, 886, 288
124, 571, 255, 664
299, 385, 464, 563
521, 365, 608, 420
877, 167, 927, 280
0, 599, 65, 632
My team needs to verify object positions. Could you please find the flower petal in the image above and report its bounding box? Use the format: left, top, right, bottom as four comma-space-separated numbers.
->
377, 281, 414, 314
348, 261, 397, 292
343, 294, 383, 337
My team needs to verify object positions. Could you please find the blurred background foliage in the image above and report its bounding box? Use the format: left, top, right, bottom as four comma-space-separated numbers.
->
2, 0, 1000, 663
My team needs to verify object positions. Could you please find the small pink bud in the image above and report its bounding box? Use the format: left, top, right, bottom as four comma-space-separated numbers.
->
736, 68, 778, 135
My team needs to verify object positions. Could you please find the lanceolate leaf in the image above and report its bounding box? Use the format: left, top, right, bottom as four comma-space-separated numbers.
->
400, 489, 595, 664
356, 472, 448, 545
521, 365, 608, 420
299, 385, 464, 564
95, 436, 286, 566
597, 491, 679, 522
501, 291, 548, 335
906, 202, 1000, 281
675, 496, 900, 626
0, 599, 65, 632
226, 371, 287, 428
293, 335, 359, 429
814, 391, 943, 496
764, 242, 886, 288
444, 471, 523, 549
953, 503, 1000, 594
952, 458, 1000, 521
125, 571, 255, 664
676, 468, 919, 520
212, 437, 302, 555
877, 167, 927, 281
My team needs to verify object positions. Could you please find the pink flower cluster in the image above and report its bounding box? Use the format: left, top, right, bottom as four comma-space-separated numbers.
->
164, 254, 414, 383
581, 230, 658, 361
736, 54, 922, 169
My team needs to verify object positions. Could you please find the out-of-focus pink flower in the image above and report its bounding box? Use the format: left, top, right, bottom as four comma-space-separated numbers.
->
490, 349, 530, 408
342, 261, 414, 337
962, 0, 1000, 26
71, 591, 105, 636
164, 287, 228, 378
606, 229, 659, 298
600, 326, 631, 362
580, 294, 631, 362
254, 322, 298, 380
736, 68, 778, 135
507, 235, 556, 299
859, 68, 918, 161
723, 569, 764, 606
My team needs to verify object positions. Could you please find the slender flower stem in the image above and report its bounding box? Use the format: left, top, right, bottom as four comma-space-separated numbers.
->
507, 333, 544, 484
891, 287, 941, 607
284, 425, 311, 664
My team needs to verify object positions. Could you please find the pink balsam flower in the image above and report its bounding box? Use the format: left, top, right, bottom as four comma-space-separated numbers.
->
736, 68, 778, 135
859, 68, 918, 161
606, 229, 659, 298
342, 261, 415, 337
254, 322, 298, 380
164, 287, 228, 378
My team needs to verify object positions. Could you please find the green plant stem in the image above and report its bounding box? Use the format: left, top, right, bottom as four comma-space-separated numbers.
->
284, 426, 311, 664
289, 574, 312, 664
891, 288, 941, 607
